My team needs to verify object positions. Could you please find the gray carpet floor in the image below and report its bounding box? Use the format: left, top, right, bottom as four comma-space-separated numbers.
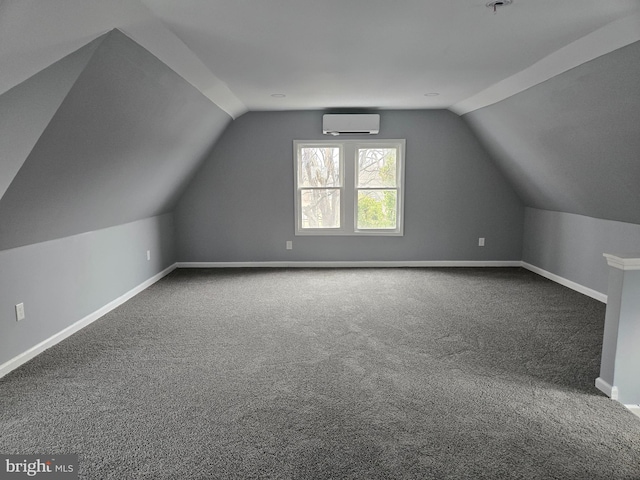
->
1, 267, 639, 479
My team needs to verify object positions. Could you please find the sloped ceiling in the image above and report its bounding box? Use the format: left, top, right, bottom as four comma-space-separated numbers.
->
0, 35, 103, 201
3, 1, 639, 116
0, 0, 638, 241
0, 0, 245, 117
0, 30, 231, 250
464, 40, 640, 225
140, 0, 640, 112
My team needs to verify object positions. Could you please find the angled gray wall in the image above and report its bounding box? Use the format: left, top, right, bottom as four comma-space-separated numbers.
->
0, 30, 232, 372
464, 41, 640, 225
0, 35, 103, 200
0, 29, 231, 250
463, 42, 640, 297
175, 110, 524, 262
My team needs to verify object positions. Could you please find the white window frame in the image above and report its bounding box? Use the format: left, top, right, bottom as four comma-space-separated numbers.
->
294, 139, 405, 236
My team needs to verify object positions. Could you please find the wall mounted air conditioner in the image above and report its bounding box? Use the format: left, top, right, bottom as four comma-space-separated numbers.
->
322, 114, 380, 136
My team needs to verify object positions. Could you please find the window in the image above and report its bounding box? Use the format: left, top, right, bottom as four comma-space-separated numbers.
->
294, 139, 405, 235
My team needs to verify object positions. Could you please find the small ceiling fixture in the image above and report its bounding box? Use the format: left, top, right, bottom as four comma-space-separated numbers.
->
424, 93, 440, 97
486, 0, 512, 13
270, 93, 286, 98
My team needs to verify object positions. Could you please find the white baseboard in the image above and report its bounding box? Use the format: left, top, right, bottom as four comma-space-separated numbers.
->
177, 260, 522, 269
0, 263, 177, 380
596, 378, 640, 419
595, 377, 619, 400
521, 262, 607, 303
0, 259, 606, 380
179, 262, 607, 306
626, 405, 640, 419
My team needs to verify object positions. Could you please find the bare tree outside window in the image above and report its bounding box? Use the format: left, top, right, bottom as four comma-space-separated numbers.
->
294, 139, 404, 236
299, 147, 341, 228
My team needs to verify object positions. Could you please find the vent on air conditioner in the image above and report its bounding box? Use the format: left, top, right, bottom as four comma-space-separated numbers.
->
322, 114, 380, 136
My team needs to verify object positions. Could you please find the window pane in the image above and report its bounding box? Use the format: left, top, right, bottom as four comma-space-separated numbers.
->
357, 190, 397, 229
299, 147, 340, 187
301, 189, 340, 228
357, 148, 396, 187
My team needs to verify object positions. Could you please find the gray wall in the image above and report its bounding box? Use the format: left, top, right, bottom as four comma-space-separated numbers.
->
0, 31, 232, 369
0, 29, 231, 250
0, 214, 175, 367
0, 35, 102, 200
463, 40, 640, 226
523, 208, 640, 296
462, 41, 640, 299
175, 110, 524, 262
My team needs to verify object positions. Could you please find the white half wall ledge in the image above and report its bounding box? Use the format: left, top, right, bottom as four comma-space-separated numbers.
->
0, 263, 177, 380
603, 253, 640, 271
451, 12, 640, 116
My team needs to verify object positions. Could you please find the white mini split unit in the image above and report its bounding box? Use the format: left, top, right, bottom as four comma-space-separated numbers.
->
322, 114, 380, 136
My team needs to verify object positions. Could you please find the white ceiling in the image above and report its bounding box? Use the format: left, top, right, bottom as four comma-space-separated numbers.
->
139, 0, 640, 113
1, 0, 639, 118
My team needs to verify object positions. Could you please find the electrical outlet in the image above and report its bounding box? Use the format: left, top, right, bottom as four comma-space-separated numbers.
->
15, 303, 25, 322
286, 241, 293, 250
478, 237, 485, 247
147, 250, 151, 261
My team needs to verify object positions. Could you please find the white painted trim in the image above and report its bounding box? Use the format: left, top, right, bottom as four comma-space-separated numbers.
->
521, 262, 607, 303
177, 261, 522, 268
0, 263, 177, 380
603, 253, 640, 271
626, 405, 640, 420
293, 139, 406, 237
0, 259, 609, 380
178, 261, 609, 308
595, 377, 619, 400
178, 260, 610, 306
451, 13, 640, 115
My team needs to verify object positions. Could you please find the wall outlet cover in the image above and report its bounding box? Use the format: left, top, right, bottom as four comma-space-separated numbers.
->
15, 303, 25, 322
